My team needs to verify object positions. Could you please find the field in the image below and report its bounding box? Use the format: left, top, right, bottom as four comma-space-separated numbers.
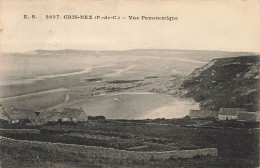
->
0, 119, 259, 168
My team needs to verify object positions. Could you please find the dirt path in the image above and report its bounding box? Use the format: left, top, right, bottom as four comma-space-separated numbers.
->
43, 94, 70, 110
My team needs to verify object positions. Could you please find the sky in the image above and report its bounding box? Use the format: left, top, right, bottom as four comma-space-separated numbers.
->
0, 0, 260, 53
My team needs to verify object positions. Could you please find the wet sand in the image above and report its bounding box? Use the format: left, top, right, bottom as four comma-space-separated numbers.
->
137, 99, 199, 119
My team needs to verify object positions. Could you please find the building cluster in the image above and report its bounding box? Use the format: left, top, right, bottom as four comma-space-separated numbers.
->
0, 105, 89, 125
189, 108, 260, 122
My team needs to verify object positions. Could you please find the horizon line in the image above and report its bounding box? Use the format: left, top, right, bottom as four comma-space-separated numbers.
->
1, 48, 259, 55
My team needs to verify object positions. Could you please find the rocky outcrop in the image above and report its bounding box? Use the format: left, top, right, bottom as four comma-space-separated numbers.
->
190, 60, 218, 78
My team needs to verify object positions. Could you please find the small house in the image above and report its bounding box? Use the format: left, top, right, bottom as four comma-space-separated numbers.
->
37, 109, 64, 124
218, 108, 242, 120
0, 105, 11, 122
189, 109, 218, 118
61, 108, 87, 122
237, 112, 257, 122
37, 107, 87, 124
3, 107, 37, 124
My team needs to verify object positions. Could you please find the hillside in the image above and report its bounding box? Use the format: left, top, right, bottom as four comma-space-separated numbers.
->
182, 56, 260, 111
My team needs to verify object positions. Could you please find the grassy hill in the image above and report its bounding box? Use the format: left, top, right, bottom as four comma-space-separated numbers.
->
182, 56, 260, 111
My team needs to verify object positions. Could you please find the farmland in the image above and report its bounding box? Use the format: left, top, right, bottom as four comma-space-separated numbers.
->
0, 118, 259, 168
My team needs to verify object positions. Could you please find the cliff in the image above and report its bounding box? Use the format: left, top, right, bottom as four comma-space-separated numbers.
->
182, 56, 260, 111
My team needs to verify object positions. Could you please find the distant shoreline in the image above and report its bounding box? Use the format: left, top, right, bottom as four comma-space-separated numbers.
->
0, 68, 88, 87
0, 88, 68, 102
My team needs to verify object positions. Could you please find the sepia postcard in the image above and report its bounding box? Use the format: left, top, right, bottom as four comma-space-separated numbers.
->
0, 0, 260, 167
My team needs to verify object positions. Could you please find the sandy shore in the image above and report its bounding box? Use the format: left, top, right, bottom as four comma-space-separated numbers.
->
137, 99, 199, 119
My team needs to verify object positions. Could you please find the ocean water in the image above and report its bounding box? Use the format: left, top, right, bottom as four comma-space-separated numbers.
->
0, 51, 207, 87
0, 54, 128, 86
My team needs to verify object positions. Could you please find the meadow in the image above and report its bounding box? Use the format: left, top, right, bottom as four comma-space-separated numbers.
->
0, 119, 259, 168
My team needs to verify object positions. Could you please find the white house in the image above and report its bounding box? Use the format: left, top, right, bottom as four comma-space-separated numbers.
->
189, 109, 218, 118
218, 108, 242, 120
